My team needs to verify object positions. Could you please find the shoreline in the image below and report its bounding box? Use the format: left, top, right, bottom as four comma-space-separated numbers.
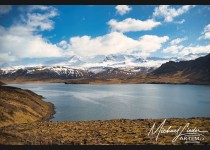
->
2, 80, 210, 85
39, 100, 56, 122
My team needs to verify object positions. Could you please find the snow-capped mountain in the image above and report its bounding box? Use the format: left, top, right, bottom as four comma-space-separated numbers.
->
0, 53, 208, 81
67, 56, 85, 66
0, 54, 165, 81
0, 66, 87, 81
65, 54, 171, 72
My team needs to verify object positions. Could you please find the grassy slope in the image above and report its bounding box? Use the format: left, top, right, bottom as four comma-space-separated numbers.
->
0, 85, 54, 127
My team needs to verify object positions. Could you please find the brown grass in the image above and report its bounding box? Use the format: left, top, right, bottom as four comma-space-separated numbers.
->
0, 86, 54, 127
0, 118, 209, 145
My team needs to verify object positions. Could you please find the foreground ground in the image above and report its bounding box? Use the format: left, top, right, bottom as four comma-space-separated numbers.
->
0, 118, 209, 145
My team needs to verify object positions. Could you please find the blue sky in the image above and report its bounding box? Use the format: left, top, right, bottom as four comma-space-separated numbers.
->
0, 5, 210, 67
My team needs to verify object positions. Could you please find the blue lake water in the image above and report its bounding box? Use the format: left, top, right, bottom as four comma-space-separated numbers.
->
8, 83, 210, 121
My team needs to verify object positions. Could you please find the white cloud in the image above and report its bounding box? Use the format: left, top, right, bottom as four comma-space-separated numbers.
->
162, 43, 210, 56
0, 6, 63, 63
203, 24, 210, 33
0, 52, 16, 62
170, 37, 187, 45
115, 5, 132, 16
57, 40, 69, 49
0, 5, 12, 15
179, 44, 210, 56
162, 37, 187, 54
204, 32, 210, 39
68, 32, 169, 57
162, 45, 184, 54
138, 35, 169, 53
199, 24, 210, 40
25, 6, 58, 31
108, 18, 161, 33
153, 5, 194, 22
27, 5, 51, 12
0, 26, 63, 59
163, 34, 210, 56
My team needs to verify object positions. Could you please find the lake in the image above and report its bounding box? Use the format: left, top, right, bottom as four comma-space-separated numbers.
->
8, 83, 210, 121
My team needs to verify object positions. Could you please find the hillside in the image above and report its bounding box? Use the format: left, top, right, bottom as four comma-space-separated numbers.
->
0, 85, 55, 127
149, 53, 210, 84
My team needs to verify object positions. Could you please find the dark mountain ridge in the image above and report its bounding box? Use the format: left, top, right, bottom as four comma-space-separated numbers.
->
151, 53, 210, 84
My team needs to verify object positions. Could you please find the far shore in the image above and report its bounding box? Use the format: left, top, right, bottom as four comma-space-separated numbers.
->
2, 79, 210, 85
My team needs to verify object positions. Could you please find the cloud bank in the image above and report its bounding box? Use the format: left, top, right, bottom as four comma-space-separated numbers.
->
68, 32, 169, 57
0, 5, 63, 63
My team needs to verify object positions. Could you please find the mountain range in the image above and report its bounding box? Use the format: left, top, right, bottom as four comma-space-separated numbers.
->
151, 53, 210, 84
0, 53, 209, 84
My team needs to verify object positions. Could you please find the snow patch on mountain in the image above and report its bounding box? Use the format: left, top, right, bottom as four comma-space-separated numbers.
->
1, 53, 207, 75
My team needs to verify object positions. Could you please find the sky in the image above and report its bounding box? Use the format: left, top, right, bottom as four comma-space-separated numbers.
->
0, 5, 210, 67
